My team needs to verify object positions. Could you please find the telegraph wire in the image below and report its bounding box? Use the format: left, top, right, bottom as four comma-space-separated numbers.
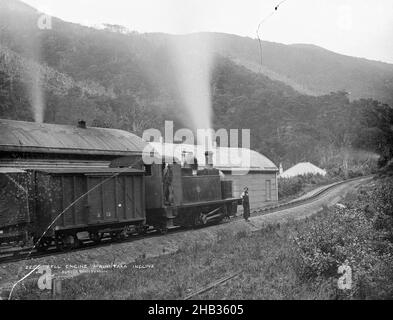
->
256, 0, 289, 72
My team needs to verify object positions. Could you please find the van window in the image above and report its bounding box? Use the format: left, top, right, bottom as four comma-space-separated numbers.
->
266, 180, 272, 201
144, 165, 152, 176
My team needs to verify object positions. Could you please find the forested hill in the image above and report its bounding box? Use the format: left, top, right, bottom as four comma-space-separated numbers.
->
1, 0, 393, 170
146, 32, 393, 104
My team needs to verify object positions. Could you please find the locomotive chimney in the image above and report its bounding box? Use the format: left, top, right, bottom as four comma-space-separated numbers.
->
205, 151, 213, 168
78, 120, 87, 129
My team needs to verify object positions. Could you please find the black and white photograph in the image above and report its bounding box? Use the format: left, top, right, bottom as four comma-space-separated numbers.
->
0, 0, 393, 305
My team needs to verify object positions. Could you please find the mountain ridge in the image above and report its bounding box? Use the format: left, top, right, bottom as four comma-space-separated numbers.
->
1, 0, 392, 168
1, 0, 393, 105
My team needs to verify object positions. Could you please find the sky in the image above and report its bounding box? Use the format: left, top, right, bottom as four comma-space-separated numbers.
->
22, 0, 393, 64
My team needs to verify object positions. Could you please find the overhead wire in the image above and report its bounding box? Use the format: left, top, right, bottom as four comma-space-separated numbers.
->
256, 0, 289, 73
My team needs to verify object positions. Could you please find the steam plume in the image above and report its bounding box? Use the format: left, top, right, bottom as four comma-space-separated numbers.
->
170, 34, 214, 132
28, 65, 44, 123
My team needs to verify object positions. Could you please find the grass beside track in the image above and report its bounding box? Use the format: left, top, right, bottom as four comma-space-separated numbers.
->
10, 222, 312, 300
8, 214, 348, 300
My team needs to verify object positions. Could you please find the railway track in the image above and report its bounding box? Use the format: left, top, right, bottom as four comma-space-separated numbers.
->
0, 175, 372, 265
0, 227, 185, 264
254, 175, 373, 216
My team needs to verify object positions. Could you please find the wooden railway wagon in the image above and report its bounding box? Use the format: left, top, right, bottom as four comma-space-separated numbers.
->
28, 167, 146, 250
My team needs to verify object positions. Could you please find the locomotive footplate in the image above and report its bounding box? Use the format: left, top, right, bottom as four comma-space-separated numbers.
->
172, 198, 240, 228
179, 198, 240, 208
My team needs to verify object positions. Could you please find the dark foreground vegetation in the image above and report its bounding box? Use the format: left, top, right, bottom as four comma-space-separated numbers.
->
293, 175, 393, 299
10, 175, 393, 300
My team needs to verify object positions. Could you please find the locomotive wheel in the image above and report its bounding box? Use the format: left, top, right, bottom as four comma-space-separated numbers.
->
200, 213, 208, 225
158, 228, 168, 235
193, 213, 202, 227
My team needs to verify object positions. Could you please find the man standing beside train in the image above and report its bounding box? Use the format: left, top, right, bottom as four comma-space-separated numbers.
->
241, 187, 250, 222
163, 163, 174, 205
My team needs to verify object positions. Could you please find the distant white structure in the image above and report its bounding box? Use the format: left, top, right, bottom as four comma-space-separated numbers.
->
280, 162, 327, 178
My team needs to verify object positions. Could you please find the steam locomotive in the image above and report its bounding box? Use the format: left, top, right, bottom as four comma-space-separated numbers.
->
0, 153, 239, 251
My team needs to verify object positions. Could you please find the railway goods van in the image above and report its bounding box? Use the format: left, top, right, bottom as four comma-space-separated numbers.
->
0, 168, 146, 250
30, 168, 146, 249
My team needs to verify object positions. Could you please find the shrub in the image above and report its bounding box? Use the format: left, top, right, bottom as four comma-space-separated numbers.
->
278, 174, 334, 200
278, 177, 304, 199
293, 177, 393, 299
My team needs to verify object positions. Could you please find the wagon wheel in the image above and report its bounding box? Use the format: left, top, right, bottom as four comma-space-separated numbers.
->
114, 231, 127, 242
89, 232, 102, 244
35, 238, 51, 252
110, 232, 119, 241
59, 235, 80, 251
136, 225, 148, 236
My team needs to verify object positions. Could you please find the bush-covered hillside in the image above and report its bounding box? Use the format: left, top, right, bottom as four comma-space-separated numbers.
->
0, 0, 393, 171
294, 177, 393, 299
